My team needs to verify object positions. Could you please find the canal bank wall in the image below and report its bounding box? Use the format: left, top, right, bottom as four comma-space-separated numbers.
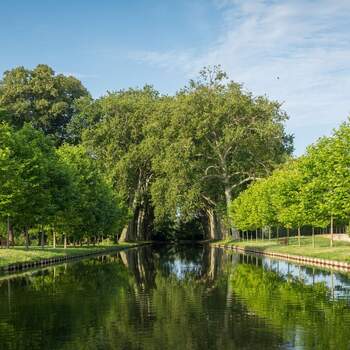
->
214, 243, 350, 273
0, 243, 150, 274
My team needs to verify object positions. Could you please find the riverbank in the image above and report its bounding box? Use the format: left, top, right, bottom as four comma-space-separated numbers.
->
211, 236, 350, 270
0, 242, 147, 272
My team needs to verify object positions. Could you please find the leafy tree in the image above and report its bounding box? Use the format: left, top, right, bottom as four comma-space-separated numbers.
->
56, 144, 127, 245
66, 95, 103, 144
0, 64, 89, 144
0, 123, 62, 247
271, 162, 305, 245
150, 66, 292, 239
84, 86, 159, 241
300, 124, 350, 246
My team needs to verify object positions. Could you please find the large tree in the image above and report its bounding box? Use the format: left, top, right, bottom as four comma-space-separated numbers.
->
0, 64, 89, 144
84, 86, 160, 241
150, 66, 292, 239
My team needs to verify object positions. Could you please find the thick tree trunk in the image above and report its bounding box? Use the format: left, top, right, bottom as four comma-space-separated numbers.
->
205, 208, 223, 240
119, 207, 139, 242
224, 184, 239, 239
53, 231, 56, 249
224, 184, 232, 210
64, 234, 67, 249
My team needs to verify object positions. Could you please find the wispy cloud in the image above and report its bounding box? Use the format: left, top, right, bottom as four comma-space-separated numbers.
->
131, 0, 350, 154
61, 72, 99, 79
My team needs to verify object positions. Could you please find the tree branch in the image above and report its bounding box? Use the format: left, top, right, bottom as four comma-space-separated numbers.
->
231, 176, 259, 190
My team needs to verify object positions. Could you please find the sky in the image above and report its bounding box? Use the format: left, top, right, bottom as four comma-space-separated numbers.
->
1, 0, 349, 155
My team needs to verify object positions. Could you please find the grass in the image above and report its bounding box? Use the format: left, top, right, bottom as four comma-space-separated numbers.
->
0, 242, 142, 268
212, 236, 350, 263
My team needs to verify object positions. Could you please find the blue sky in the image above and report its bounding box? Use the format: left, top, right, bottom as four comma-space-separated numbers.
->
1, 0, 349, 155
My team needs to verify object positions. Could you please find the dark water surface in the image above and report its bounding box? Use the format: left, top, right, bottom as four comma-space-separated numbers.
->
1, 245, 350, 349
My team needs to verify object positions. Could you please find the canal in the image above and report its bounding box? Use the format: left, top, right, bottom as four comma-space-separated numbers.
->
1, 245, 350, 349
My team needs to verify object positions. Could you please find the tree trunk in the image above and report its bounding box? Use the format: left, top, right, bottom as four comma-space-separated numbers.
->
119, 218, 136, 242
119, 205, 141, 242
206, 208, 223, 240
119, 176, 154, 242
53, 231, 56, 249
41, 226, 44, 249
298, 226, 301, 247
256, 229, 258, 241
330, 215, 334, 247
24, 227, 29, 249
312, 226, 315, 248
268, 227, 271, 240
64, 234, 67, 249
276, 226, 279, 240
287, 228, 290, 245
224, 184, 232, 211
224, 184, 239, 239
6, 216, 10, 248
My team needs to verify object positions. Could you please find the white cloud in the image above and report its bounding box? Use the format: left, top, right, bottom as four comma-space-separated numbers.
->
131, 0, 350, 154
61, 72, 99, 79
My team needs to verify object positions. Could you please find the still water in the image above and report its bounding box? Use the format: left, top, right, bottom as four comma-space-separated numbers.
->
1, 245, 350, 350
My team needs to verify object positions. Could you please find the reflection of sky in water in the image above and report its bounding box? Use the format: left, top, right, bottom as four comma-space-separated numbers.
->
258, 257, 350, 300
168, 260, 202, 279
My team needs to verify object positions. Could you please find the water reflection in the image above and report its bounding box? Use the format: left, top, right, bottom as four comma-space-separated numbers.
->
0, 245, 350, 349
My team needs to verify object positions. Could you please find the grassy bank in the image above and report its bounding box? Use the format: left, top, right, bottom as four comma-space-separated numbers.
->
0, 242, 142, 268
212, 236, 350, 263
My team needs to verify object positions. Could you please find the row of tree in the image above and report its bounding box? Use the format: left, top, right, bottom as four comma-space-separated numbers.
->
81, 67, 292, 240
0, 123, 127, 247
230, 121, 350, 246
0, 64, 292, 242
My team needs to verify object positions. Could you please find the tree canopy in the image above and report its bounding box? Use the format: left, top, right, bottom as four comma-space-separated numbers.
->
0, 64, 294, 243
0, 64, 89, 144
230, 120, 350, 245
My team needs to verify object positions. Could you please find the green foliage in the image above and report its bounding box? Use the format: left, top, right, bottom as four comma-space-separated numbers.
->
0, 123, 59, 229
84, 86, 160, 240
230, 119, 350, 235
0, 64, 293, 242
55, 144, 128, 241
0, 123, 127, 245
150, 66, 292, 226
0, 64, 89, 144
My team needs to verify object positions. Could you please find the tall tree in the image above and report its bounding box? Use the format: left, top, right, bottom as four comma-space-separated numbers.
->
84, 86, 159, 241
150, 66, 292, 239
0, 64, 89, 144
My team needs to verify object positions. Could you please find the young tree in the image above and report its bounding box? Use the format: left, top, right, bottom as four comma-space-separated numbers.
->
56, 145, 127, 245
0, 123, 61, 247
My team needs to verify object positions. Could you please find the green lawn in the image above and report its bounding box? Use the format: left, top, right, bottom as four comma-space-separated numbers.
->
213, 236, 350, 263
0, 242, 141, 268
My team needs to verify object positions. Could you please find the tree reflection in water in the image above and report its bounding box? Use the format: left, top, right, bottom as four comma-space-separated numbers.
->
1, 245, 349, 349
